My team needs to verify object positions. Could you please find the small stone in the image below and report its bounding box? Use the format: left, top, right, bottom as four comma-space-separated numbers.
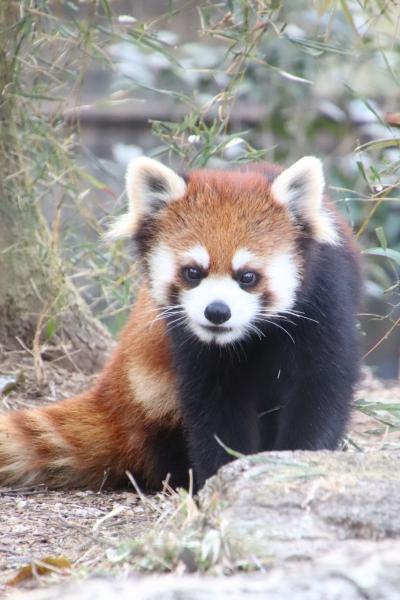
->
0, 373, 20, 395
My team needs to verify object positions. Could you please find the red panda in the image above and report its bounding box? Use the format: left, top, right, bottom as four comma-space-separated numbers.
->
0, 156, 361, 491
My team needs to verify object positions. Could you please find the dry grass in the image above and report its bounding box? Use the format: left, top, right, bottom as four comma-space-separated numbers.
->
0, 487, 160, 587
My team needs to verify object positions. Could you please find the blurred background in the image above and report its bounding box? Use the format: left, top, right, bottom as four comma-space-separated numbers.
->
2, 0, 400, 377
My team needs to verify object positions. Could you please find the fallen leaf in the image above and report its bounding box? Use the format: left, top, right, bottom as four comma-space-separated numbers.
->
6, 556, 72, 586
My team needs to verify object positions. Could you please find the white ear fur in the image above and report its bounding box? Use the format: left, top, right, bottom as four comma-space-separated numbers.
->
271, 156, 339, 245
105, 157, 187, 240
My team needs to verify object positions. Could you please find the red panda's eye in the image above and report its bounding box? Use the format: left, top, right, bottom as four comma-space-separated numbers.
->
183, 266, 203, 283
239, 271, 259, 288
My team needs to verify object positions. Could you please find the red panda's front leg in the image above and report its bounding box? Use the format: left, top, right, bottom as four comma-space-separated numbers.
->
174, 347, 260, 490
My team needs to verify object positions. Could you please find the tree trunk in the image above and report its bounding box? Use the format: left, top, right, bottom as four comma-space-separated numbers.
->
0, 3, 112, 374
0, 204, 112, 374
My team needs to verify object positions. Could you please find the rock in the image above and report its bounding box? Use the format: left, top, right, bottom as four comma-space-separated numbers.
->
10, 555, 400, 600
200, 451, 400, 565
0, 373, 21, 395
10, 451, 400, 599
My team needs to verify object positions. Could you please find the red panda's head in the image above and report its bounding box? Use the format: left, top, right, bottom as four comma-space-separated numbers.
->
108, 157, 339, 345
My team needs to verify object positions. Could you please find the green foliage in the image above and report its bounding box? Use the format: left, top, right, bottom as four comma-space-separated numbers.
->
2, 0, 399, 365
355, 398, 400, 432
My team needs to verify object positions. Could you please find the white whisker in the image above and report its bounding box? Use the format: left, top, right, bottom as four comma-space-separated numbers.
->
259, 318, 295, 344
166, 315, 188, 328
258, 308, 319, 325
246, 322, 265, 341
256, 312, 297, 327
153, 309, 185, 323
148, 305, 186, 329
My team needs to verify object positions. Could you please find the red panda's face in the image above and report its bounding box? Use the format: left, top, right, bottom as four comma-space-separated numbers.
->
146, 172, 301, 345
108, 157, 339, 345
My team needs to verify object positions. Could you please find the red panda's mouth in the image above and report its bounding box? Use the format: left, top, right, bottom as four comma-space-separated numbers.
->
200, 325, 233, 334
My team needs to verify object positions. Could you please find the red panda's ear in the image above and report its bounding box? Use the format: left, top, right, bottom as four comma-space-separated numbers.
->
271, 156, 339, 245
106, 157, 186, 240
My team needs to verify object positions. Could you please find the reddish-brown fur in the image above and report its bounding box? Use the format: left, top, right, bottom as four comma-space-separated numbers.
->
160, 170, 298, 272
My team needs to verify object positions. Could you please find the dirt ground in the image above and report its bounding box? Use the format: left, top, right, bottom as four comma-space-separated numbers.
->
0, 349, 169, 590
0, 347, 399, 594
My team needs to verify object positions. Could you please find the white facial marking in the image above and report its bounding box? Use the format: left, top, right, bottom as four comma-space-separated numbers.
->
267, 253, 300, 313
184, 245, 210, 269
181, 275, 261, 345
148, 244, 176, 304
232, 248, 258, 271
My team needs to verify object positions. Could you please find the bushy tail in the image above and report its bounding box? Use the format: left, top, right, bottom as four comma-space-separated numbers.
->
0, 391, 130, 489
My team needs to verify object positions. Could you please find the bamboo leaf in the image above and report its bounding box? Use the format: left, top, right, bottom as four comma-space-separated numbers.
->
340, 0, 360, 37
363, 247, 400, 266
355, 138, 400, 152
375, 227, 387, 251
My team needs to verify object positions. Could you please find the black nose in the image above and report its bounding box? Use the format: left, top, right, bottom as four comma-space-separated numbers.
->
204, 301, 231, 325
